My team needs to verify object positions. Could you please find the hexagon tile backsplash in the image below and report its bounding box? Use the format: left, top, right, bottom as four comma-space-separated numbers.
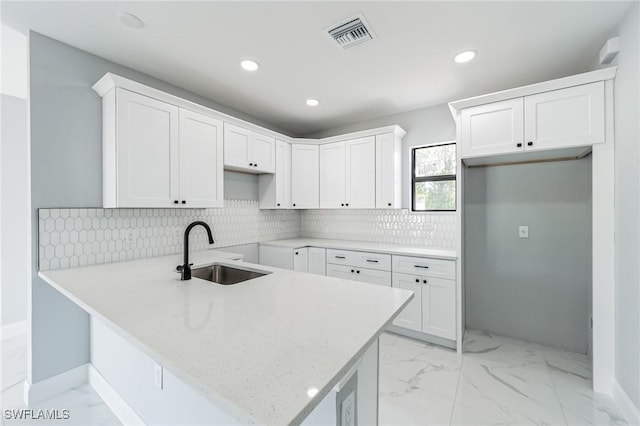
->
38, 199, 300, 271
38, 201, 457, 271
300, 209, 456, 249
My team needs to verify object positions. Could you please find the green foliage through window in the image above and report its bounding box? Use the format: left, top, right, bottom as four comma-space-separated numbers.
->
412, 143, 456, 211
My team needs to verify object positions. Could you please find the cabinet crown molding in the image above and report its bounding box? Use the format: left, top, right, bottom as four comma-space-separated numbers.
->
448, 67, 617, 114
92, 72, 406, 144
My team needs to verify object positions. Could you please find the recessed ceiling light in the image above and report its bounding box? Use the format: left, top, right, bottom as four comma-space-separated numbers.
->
454, 50, 476, 64
116, 12, 144, 29
240, 60, 260, 71
306, 99, 320, 107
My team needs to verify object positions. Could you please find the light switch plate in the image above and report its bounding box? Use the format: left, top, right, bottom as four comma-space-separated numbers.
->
519, 226, 529, 238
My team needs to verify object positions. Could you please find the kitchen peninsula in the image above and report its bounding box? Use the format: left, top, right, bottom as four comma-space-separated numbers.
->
38, 249, 413, 425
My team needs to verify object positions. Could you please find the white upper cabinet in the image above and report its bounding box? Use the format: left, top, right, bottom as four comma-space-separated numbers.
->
104, 88, 223, 208
456, 75, 609, 162
375, 133, 401, 209
223, 123, 275, 173
460, 98, 524, 158
113, 89, 180, 208
524, 82, 604, 151
320, 142, 346, 208
291, 144, 319, 209
319, 137, 375, 209
346, 136, 375, 208
178, 109, 224, 208
259, 140, 291, 209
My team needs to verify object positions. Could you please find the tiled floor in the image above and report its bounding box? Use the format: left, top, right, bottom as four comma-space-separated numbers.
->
379, 329, 629, 426
2, 329, 629, 425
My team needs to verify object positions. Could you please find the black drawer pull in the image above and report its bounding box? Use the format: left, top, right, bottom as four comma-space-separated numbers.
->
335, 256, 346, 259
351, 269, 355, 273
516, 143, 522, 148
527, 141, 533, 146
414, 265, 429, 269
366, 260, 379, 263
415, 278, 419, 283
356, 270, 360, 274
423, 279, 428, 284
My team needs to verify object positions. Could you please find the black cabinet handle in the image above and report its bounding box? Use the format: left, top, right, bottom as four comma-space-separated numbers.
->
293, 203, 296, 207
414, 265, 429, 269
423, 279, 428, 284
249, 163, 253, 166
254, 163, 258, 167
335, 256, 346, 259
527, 141, 533, 146
181, 200, 186, 204
516, 143, 522, 148
351, 269, 355, 273
174, 200, 179, 204
295, 252, 299, 255
415, 278, 419, 283
388, 203, 391, 206
341, 203, 344, 207
345, 203, 349, 206
366, 260, 379, 263
356, 270, 360, 274
277, 203, 280, 207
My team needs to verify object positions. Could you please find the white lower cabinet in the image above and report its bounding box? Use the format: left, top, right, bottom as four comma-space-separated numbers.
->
326, 264, 391, 287
293, 248, 309, 273
392, 272, 456, 339
308, 247, 326, 276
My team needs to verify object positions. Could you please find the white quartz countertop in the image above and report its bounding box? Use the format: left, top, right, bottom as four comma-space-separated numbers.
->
39, 249, 413, 425
259, 238, 457, 260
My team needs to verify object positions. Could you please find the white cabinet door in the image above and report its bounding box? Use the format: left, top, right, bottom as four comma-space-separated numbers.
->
178, 109, 224, 208
357, 268, 391, 287
276, 140, 291, 208
375, 133, 401, 208
291, 144, 319, 209
308, 247, 326, 276
252, 133, 276, 173
392, 273, 422, 332
422, 277, 456, 339
224, 123, 251, 169
319, 142, 346, 208
524, 82, 604, 151
346, 136, 376, 208
293, 247, 309, 272
326, 263, 356, 280
116, 89, 179, 207
460, 98, 524, 158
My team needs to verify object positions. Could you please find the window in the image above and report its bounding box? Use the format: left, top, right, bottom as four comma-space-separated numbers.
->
412, 143, 456, 211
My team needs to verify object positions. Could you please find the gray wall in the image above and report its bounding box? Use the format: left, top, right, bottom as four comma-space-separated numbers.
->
1, 94, 29, 326
610, 3, 640, 410
303, 103, 456, 209
464, 159, 592, 353
29, 33, 267, 382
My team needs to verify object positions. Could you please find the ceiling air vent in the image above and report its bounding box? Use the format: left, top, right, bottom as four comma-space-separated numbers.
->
325, 13, 375, 50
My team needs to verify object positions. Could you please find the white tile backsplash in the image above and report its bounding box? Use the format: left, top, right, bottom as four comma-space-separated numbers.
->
38, 203, 457, 271
300, 209, 456, 249
38, 200, 300, 271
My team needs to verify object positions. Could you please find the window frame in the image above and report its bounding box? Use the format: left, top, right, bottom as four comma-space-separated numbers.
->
411, 142, 457, 212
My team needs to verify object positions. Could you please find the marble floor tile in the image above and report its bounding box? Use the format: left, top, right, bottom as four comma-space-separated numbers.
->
379, 372, 455, 426
381, 334, 462, 401
463, 329, 545, 367
4, 384, 121, 426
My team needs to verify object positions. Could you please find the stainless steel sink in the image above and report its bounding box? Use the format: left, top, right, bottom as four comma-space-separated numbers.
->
190, 263, 269, 285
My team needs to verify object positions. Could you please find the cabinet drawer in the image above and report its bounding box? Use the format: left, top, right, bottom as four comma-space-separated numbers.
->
326, 249, 359, 266
326, 249, 391, 271
392, 255, 455, 280
357, 268, 391, 287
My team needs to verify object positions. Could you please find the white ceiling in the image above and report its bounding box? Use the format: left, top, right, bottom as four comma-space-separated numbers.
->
2, 1, 632, 135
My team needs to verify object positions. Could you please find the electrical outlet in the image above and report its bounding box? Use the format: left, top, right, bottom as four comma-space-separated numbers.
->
154, 363, 163, 389
341, 391, 355, 426
519, 226, 529, 238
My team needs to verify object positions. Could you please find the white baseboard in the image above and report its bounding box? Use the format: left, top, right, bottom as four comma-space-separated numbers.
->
612, 378, 640, 426
1, 320, 28, 340
89, 364, 146, 426
25, 363, 88, 406
88, 365, 145, 425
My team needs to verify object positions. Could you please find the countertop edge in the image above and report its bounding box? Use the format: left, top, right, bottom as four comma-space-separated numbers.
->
259, 238, 458, 260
